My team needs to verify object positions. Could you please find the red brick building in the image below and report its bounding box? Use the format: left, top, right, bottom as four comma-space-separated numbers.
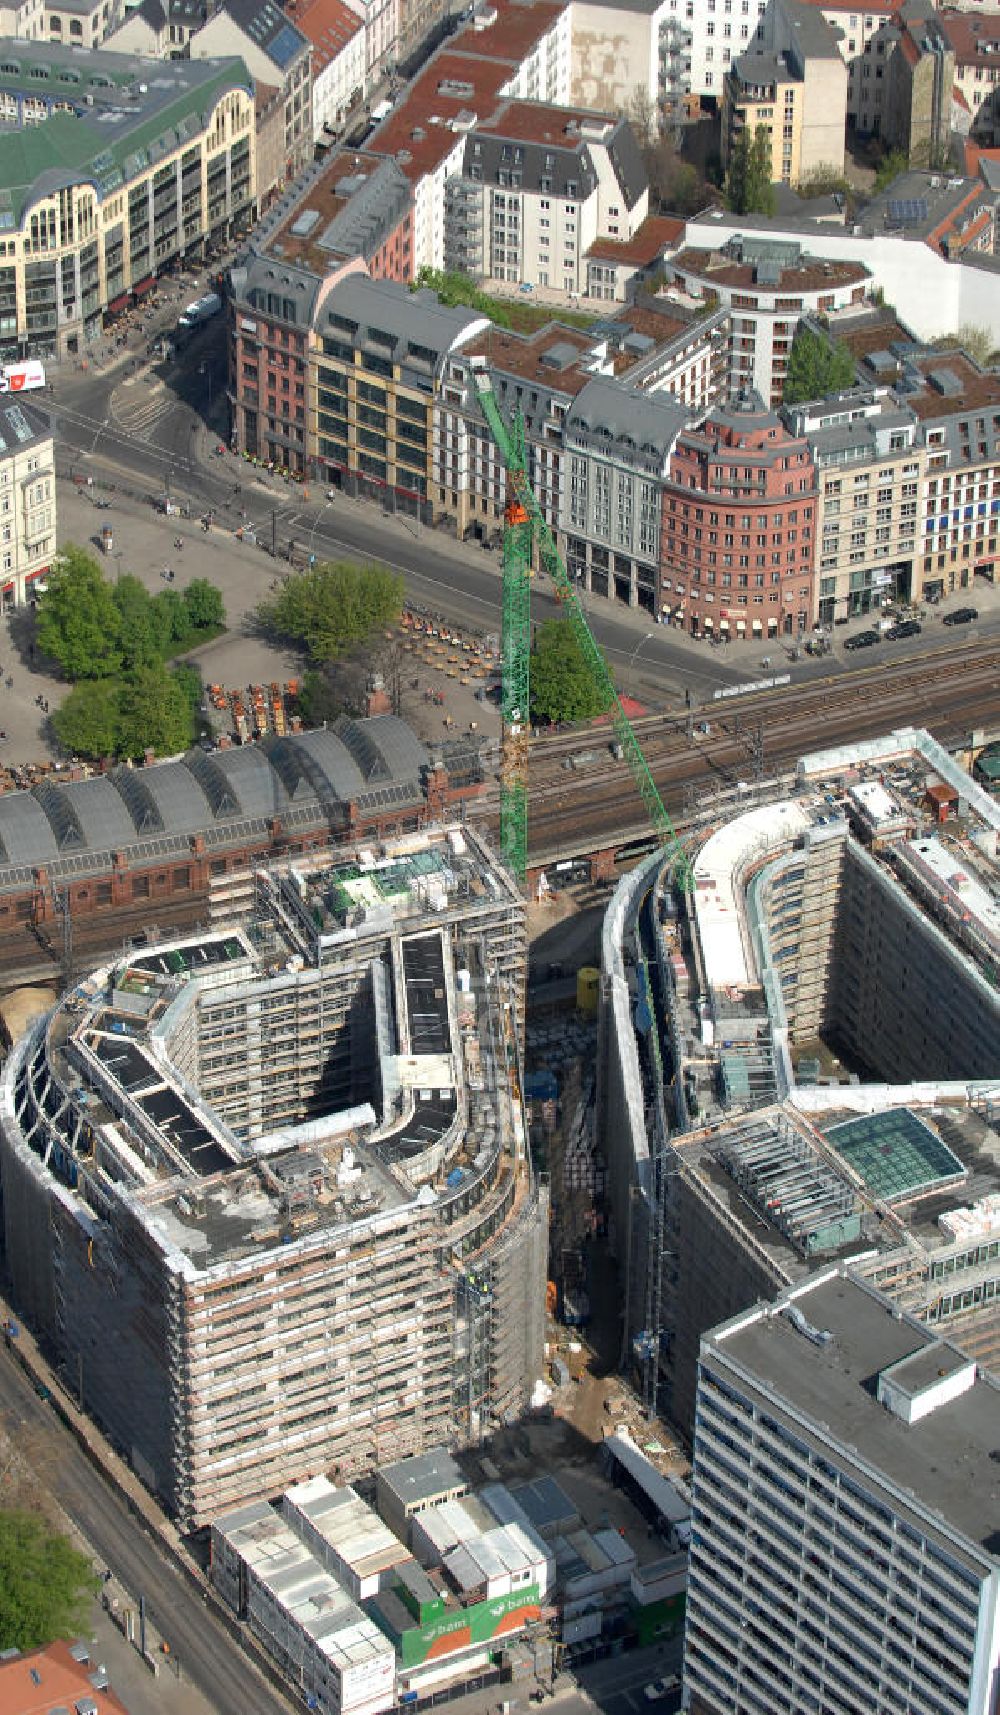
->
660, 391, 818, 640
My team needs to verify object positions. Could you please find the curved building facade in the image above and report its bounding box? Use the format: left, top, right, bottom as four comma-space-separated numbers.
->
597, 728, 1000, 1435
0, 823, 545, 1526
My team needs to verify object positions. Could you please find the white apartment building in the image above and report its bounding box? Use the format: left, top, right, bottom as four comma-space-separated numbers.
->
687, 0, 765, 103
685, 1268, 1000, 1715
786, 383, 924, 621
366, 0, 571, 274
444, 104, 648, 293
297, 0, 366, 140
0, 401, 55, 611
664, 234, 870, 405
0, 0, 43, 36
342, 0, 397, 86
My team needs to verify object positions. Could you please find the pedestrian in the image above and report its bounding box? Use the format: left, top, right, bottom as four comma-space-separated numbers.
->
5, 677, 11, 690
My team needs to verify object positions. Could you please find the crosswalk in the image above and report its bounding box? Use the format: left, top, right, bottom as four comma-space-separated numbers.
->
111, 374, 177, 437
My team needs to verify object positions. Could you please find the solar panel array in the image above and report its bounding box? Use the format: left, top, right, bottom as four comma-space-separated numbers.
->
886, 197, 929, 225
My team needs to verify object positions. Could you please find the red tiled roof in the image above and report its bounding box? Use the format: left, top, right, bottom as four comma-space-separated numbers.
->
938, 5, 1000, 65
954, 83, 971, 112
899, 30, 920, 66
449, 0, 564, 65
367, 0, 568, 184
368, 51, 512, 181
965, 138, 1000, 175
585, 215, 685, 266
473, 98, 614, 145
0, 1642, 131, 1715
923, 183, 992, 255
292, 0, 362, 72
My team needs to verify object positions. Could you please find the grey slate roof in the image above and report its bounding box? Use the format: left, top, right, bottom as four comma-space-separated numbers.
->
0, 717, 433, 884
318, 276, 488, 371
464, 110, 646, 212
0, 400, 49, 453
213, 0, 308, 66
564, 376, 688, 462
315, 159, 411, 262
233, 254, 323, 330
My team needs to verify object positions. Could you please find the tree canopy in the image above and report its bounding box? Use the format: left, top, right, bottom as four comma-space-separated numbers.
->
0, 1511, 98, 1652
36, 547, 123, 680
873, 148, 908, 193
257, 560, 405, 663
783, 325, 857, 404
725, 125, 775, 217
411, 267, 513, 330
529, 620, 610, 725
37, 549, 222, 760
53, 662, 199, 762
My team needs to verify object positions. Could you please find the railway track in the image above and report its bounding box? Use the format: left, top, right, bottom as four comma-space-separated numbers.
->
505, 648, 1000, 858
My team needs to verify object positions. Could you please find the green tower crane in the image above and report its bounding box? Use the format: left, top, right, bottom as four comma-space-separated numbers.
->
473, 368, 692, 890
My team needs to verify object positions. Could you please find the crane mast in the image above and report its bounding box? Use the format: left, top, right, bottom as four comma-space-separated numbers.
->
473, 368, 691, 890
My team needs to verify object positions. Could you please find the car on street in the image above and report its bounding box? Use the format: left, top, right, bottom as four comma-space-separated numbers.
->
885, 619, 922, 640
844, 629, 880, 651
644, 1677, 680, 1700
943, 606, 978, 625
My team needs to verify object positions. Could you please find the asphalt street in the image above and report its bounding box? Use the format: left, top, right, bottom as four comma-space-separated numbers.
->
49, 324, 998, 713
0, 1345, 295, 1715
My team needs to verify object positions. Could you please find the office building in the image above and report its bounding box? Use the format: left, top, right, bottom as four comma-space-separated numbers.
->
785, 382, 923, 622
597, 727, 1000, 1428
0, 823, 546, 1526
684, 1268, 1000, 1715
661, 388, 817, 637
0, 41, 254, 359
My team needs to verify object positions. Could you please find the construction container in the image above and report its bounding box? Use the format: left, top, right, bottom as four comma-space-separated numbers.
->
576, 967, 600, 1015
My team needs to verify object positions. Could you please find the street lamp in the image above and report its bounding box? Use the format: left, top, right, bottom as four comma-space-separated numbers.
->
627, 630, 654, 674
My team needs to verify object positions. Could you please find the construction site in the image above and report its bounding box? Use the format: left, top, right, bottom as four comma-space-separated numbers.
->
0, 824, 548, 1528
598, 725, 1000, 1432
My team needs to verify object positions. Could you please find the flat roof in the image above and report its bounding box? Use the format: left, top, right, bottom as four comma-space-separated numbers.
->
377, 1446, 466, 1508
693, 801, 813, 991
708, 1269, 1000, 1561
826, 1109, 967, 1204
669, 246, 868, 294
283, 1478, 411, 1579
587, 215, 685, 266
903, 835, 1000, 950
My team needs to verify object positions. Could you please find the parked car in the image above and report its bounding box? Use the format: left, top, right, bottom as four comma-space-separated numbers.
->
885, 619, 922, 640
644, 1678, 680, 1701
943, 606, 978, 625
844, 629, 880, 651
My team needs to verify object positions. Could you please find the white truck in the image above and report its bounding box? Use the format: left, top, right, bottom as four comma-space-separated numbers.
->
177, 292, 222, 332
0, 360, 45, 393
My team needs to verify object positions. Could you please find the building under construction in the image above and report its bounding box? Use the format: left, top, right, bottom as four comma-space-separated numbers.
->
0, 825, 547, 1528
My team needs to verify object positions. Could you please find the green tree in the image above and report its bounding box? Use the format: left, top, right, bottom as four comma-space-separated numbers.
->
35, 547, 122, 680
257, 560, 404, 664
726, 124, 775, 216
113, 575, 159, 674
783, 325, 857, 404
116, 664, 195, 760
529, 620, 609, 725
182, 578, 225, 633
411, 268, 513, 330
297, 667, 345, 726
931, 323, 994, 367
51, 680, 120, 759
0, 1511, 98, 1651
873, 148, 908, 193
151, 586, 191, 648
